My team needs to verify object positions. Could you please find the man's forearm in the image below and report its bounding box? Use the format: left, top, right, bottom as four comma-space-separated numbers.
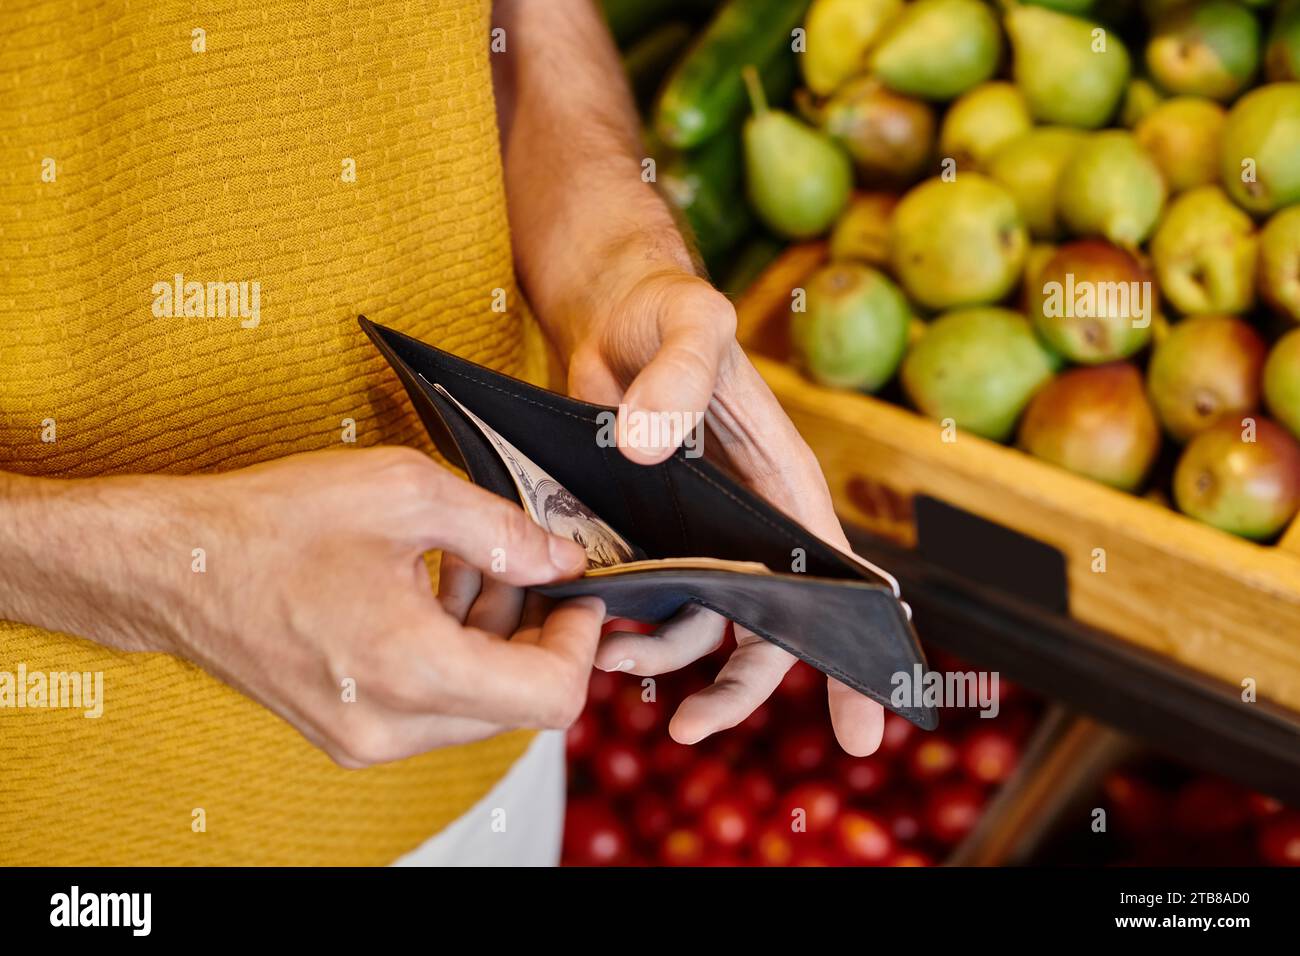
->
491, 0, 694, 357
0, 471, 182, 653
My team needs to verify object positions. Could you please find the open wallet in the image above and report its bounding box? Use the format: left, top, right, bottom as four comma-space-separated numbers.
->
359, 316, 937, 730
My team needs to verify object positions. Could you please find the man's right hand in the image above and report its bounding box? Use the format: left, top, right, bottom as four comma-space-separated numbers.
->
0, 447, 604, 767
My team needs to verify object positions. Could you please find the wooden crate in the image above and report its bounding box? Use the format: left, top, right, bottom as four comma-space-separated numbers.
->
737, 244, 1300, 715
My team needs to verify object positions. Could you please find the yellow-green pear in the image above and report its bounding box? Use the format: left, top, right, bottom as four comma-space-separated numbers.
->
939, 82, 1034, 173
1151, 185, 1258, 314
889, 175, 1029, 310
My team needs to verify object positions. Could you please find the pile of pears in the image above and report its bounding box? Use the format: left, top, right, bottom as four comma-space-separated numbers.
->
746, 0, 1300, 541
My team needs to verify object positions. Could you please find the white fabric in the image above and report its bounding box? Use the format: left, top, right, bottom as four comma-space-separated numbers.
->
390, 729, 567, 867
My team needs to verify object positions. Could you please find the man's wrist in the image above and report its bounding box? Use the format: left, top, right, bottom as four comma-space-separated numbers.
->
516, 175, 697, 359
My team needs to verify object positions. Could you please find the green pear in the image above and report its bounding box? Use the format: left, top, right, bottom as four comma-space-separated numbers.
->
889, 175, 1029, 310
1007, 7, 1131, 128
901, 307, 1059, 441
988, 127, 1088, 239
1151, 186, 1258, 314
1148, 315, 1267, 441
1018, 363, 1161, 491
1264, 327, 1300, 437
1174, 416, 1300, 538
1219, 82, 1300, 215
792, 262, 912, 391
742, 67, 852, 239
1267, 0, 1300, 80
802, 0, 904, 95
1029, 240, 1156, 363
1146, 0, 1261, 101
939, 82, 1034, 173
1057, 130, 1167, 246
822, 77, 936, 186
829, 191, 898, 265
1135, 97, 1226, 193
1259, 205, 1300, 321
869, 0, 1001, 101
1120, 77, 1167, 126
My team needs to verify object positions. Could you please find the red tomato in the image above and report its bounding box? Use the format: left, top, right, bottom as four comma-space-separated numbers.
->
1257, 812, 1300, 866
563, 798, 631, 866
1171, 777, 1250, 835
775, 662, 822, 702
592, 741, 648, 795
754, 821, 798, 866
838, 755, 892, 798
736, 769, 778, 813
566, 708, 599, 763
879, 713, 918, 758
925, 783, 984, 845
650, 738, 695, 778
587, 668, 619, 707
631, 791, 673, 845
1102, 771, 1167, 836
612, 682, 663, 737
960, 727, 1019, 785
703, 798, 756, 850
660, 827, 706, 866
674, 758, 730, 816
888, 850, 934, 867
781, 781, 843, 835
908, 737, 959, 783
1247, 792, 1285, 818
836, 810, 894, 865
777, 725, 832, 777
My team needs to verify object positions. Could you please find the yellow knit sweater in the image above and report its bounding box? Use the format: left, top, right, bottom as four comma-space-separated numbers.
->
0, 0, 549, 864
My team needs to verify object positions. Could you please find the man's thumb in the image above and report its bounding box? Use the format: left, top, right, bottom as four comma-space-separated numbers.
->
619, 288, 734, 465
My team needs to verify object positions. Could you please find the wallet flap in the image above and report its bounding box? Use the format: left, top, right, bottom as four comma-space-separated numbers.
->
539, 569, 936, 729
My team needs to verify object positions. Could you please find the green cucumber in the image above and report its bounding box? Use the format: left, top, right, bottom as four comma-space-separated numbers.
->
660, 129, 752, 266
624, 22, 694, 110
655, 0, 813, 149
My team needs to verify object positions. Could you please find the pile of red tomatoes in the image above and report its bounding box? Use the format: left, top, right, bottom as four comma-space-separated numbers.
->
562, 623, 1039, 866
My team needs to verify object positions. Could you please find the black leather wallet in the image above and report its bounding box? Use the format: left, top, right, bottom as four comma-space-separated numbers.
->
359, 316, 936, 729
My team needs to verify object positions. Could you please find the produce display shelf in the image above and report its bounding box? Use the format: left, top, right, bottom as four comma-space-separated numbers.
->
737, 243, 1300, 783
844, 522, 1300, 806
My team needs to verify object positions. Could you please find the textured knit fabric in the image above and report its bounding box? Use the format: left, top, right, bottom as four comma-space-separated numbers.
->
0, 0, 550, 864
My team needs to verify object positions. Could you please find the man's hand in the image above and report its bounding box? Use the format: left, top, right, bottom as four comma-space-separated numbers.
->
0, 448, 604, 767
565, 262, 887, 759
492, 0, 885, 757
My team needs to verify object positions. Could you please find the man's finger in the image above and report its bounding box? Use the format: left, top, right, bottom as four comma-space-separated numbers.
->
465, 575, 526, 638
423, 470, 587, 586
667, 631, 794, 745
827, 677, 885, 757
443, 596, 606, 728
618, 283, 735, 465
594, 602, 726, 674
436, 552, 481, 623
